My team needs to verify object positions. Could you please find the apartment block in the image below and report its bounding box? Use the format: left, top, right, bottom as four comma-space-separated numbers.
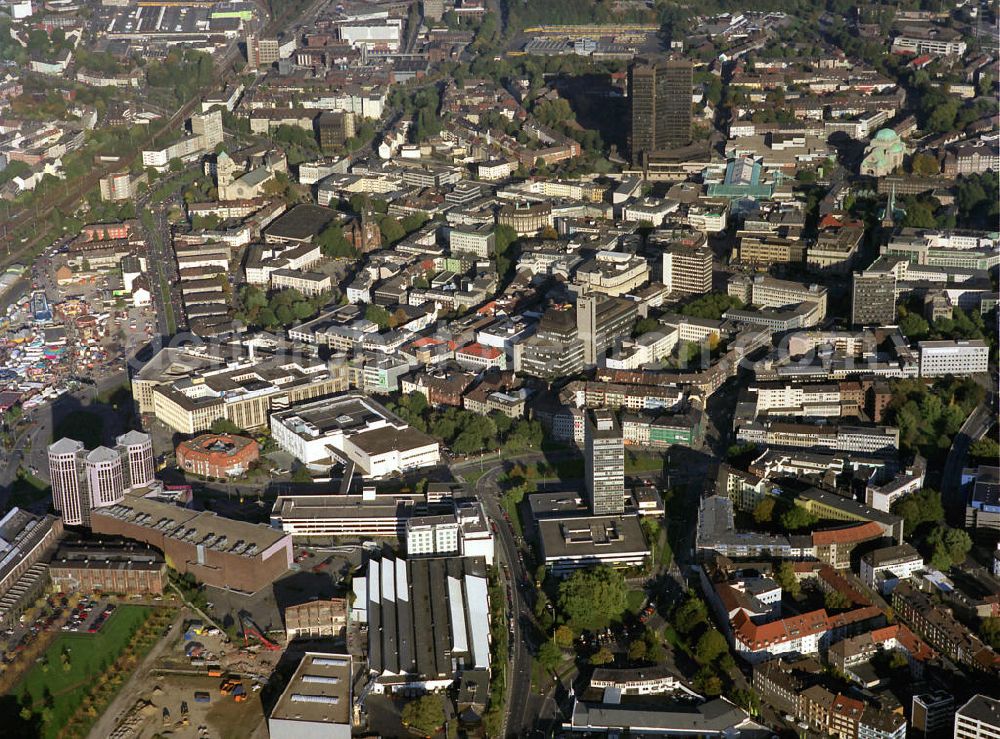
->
659, 237, 713, 295
449, 224, 495, 259
911, 691, 955, 737
955, 696, 1000, 739
851, 271, 897, 326
919, 340, 989, 377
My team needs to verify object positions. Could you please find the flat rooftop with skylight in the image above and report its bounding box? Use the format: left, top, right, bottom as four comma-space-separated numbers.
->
268, 652, 352, 739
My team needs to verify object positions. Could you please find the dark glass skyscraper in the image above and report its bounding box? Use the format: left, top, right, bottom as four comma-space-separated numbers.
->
629, 57, 693, 165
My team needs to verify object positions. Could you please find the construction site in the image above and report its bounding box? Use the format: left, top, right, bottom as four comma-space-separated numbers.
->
101, 609, 286, 739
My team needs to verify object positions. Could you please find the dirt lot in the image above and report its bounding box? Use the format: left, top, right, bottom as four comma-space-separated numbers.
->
114, 674, 268, 739
100, 606, 285, 739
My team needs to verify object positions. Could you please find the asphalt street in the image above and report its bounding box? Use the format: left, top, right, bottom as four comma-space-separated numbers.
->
941, 392, 996, 514
0, 370, 128, 506
450, 447, 714, 736
468, 460, 539, 738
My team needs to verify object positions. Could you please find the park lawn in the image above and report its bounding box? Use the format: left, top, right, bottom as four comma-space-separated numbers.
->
500, 495, 524, 540
551, 458, 585, 479
459, 468, 488, 486
626, 589, 647, 615
8, 471, 50, 509
624, 451, 664, 475
17, 605, 152, 738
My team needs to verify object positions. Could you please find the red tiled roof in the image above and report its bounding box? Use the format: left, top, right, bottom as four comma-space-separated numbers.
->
871, 624, 936, 662
812, 521, 884, 546
457, 342, 502, 360
832, 693, 865, 718
826, 605, 883, 630
410, 337, 443, 348
715, 582, 768, 617
733, 608, 829, 650
817, 565, 872, 607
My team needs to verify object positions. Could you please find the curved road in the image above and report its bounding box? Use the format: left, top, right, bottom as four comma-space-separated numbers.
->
941, 392, 996, 516
455, 455, 541, 738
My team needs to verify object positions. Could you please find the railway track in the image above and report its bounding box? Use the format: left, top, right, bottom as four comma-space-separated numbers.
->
0, 43, 242, 268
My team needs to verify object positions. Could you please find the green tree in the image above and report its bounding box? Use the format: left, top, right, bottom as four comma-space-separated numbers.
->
557, 566, 628, 630
925, 100, 959, 133
901, 200, 938, 229
981, 616, 1000, 650
317, 223, 357, 258
210, 418, 243, 435
553, 624, 575, 648
898, 312, 930, 339
275, 304, 294, 325
679, 294, 743, 320
258, 306, 277, 327
695, 628, 728, 664
401, 695, 444, 737
537, 641, 562, 672
893, 489, 944, 539
365, 304, 392, 330
969, 437, 1000, 462
406, 391, 429, 416
379, 216, 406, 244
494, 223, 519, 277
753, 497, 776, 525
693, 668, 723, 696
292, 301, 315, 320
911, 152, 940, 176
824, 590, 851, 611
400, 212, 429, 233
733, 688, 761, 715
672, 592, 708, 635
774, 561, 800, 599
627, 639, 647, 662
590, 646, 614, 665
927, 526, 971, 570
779, 504, 819, 532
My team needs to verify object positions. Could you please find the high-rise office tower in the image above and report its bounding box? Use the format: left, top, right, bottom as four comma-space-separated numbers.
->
585, 410, 625, 515
661, 242, 713, 295
49, 438, 87, 526
117, 429, 155, 489
851, 271, 897, 326
48, 431, 155, 526
246, 33, 280, 68
577, 293, 639, 366
514, 306, 585, 379
190, 109, 224, 149
629, 57, 693, 165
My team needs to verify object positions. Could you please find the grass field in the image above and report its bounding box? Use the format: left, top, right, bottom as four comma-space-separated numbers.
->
17, 605, 151, 738
626, 589, 647, 614
624, 450, 664, 475
8, 471, 50, 509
